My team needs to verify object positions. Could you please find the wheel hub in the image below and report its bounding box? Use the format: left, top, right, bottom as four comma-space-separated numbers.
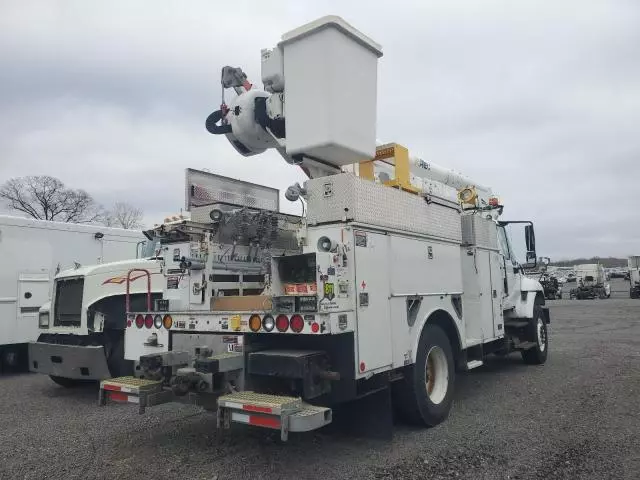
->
536, 318, 547, 352
425, 346, 449, 405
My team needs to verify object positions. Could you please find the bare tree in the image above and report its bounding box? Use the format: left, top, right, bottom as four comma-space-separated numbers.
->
0, 175, 103, 223
104, 202, 144, 229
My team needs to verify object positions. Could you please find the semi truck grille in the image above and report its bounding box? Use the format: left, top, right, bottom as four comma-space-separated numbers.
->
53, 278, 84, 327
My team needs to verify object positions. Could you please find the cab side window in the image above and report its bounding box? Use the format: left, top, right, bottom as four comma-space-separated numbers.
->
497, 226, 512, 262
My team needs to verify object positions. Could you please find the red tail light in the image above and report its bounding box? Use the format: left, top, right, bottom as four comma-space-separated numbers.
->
135, 314, 144, 328
144, 314, 154, 329
275, 314, 289, 332
290, 314, 304, 333
311, 322, 320, 333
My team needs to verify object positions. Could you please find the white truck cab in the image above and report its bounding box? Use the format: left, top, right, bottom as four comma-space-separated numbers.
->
29, 239, 164, 385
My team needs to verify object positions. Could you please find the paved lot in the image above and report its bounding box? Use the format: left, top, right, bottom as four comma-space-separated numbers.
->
1, 279, 638, 480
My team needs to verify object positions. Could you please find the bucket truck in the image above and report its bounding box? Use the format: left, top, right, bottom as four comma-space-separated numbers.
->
99, 16, 549, 441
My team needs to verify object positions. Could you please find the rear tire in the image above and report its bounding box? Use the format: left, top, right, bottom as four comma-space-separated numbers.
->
521, 305, 548, 365
49, 375, 84, 388
0, 345, 28, 373
1, 347, 19, 369
392, 324, 455, 426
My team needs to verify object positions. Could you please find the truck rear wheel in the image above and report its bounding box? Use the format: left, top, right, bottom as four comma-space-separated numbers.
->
521, 306, 548, 365
392, 324, 455, 426
0, 345, 28, 373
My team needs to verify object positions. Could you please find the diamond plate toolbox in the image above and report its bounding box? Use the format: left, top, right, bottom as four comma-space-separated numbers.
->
306, 174, 462, 241
461, 214, 498, 249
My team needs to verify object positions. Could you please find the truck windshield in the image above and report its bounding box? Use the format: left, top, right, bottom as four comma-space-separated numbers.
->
140, 238, 162, 258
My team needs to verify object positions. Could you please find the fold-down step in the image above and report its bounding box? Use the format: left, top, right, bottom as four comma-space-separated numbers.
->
99, 376, 165, 413
217, 391, 332, 441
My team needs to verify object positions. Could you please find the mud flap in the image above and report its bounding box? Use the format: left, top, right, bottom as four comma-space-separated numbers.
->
541, 306, 550, 324
330, 387, 393, 440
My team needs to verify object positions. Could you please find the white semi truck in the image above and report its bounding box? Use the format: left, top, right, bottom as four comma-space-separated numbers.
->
99, 16, 550, 440
628, 256, 640, 298
29, 254, 164, 386
0, 214, 147, 372
28, 195, 269, 386
569, 263, 611, 299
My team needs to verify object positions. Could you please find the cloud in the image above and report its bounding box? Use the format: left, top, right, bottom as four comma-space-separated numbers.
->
1, 0, 639, 259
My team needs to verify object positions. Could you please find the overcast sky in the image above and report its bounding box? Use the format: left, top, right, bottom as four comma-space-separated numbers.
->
1, 0, 639, 260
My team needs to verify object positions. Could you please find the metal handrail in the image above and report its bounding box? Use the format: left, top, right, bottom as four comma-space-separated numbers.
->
125, 268, 152, 313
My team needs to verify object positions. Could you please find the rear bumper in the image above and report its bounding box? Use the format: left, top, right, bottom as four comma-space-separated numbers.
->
28, 342, 111, 380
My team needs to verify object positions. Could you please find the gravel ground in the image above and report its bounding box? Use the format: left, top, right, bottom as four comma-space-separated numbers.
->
1, 278, 638, 480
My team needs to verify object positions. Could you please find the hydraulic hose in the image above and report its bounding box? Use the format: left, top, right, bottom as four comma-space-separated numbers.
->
205, 110, 232, 135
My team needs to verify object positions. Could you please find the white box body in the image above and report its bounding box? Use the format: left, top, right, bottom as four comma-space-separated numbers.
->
280, 16, 382, 166
0, 215, 146, 346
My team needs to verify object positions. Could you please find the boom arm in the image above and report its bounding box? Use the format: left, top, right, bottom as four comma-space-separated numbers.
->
205, 18, 494, 201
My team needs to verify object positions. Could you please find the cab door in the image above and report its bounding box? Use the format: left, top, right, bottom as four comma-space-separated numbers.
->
496, 224, 518, 309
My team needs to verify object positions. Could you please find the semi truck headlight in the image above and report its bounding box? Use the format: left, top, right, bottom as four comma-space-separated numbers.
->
39, 312, 50, 328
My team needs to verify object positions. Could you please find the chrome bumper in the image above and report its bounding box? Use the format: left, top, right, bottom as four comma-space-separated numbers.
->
28, 342, 111, 380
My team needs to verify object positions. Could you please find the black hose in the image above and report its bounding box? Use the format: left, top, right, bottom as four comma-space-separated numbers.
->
205, 110, 232, 135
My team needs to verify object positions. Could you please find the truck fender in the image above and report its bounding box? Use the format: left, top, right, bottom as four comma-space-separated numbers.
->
412, 308, 463, 365
509, 290, 548, 323
507, 275, 544, 317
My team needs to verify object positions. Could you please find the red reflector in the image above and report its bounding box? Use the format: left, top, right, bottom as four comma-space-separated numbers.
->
135, 314, 144, 329
276, 314, 289, 332
359, 362, 366, 372
290, 314, 304, 333
103, 384, 122, 392
249, 415, 280, 428
144, 314, 153, 329
127, 320, 132, 328
243, 404, 273, 414
109, 392, 128, 402
311, 322, 319, 333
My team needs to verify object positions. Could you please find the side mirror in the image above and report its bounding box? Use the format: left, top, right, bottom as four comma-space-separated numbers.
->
524, 224, 536, 268
525, 224, 536, 252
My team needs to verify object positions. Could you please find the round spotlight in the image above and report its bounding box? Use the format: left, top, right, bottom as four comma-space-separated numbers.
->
262, 315, 275, 332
